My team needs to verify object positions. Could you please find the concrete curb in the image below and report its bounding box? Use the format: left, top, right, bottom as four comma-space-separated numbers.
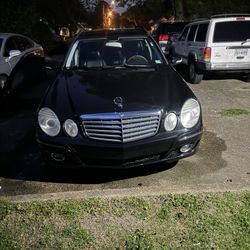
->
2, 183, 250, 203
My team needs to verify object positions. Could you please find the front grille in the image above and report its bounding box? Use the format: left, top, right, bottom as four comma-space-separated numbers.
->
81, 110, 162, 143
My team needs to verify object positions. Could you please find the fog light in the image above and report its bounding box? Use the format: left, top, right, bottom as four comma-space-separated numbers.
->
51, 153, 65, 162
180, 144, 194, 153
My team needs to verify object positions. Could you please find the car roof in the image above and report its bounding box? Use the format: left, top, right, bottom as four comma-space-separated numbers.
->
76, 28, 148, 40
189, 14, 250, 25
0, 33, 29, 39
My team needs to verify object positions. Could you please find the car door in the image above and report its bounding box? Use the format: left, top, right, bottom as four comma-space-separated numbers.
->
194, 23, 209, 63
186, 24, 198, 58
174, 26, 190, 63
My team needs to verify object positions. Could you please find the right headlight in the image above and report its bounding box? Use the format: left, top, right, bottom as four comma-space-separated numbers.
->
164, 112, 177, 131
38, 107, 61, 136
180, 99, 200, 128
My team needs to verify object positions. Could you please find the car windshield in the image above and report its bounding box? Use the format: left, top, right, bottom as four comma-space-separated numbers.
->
65, 37, 165, 69
213, 20, 250, 42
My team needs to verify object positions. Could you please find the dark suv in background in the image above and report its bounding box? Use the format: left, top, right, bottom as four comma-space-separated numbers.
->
153, 21, 189, 59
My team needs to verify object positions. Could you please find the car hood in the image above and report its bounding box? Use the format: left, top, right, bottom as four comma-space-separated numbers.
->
43, 65, 195, 119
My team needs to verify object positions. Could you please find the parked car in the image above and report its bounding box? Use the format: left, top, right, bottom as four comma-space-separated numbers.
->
0, 33, 45, 95
173, 14, 250, 84
153, 21, 189, 59
37, 28, 202, 168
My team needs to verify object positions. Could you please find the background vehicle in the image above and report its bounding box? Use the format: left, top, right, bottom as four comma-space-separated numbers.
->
153, 21, 189, 59
0, 33, 45, 95
173, 14, 250, 84
37, 28, 202, 169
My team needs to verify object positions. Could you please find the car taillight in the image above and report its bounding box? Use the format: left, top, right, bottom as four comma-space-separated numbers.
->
236, 17, 245, 21
159, 34, 171, 42
204, 47, 211, 61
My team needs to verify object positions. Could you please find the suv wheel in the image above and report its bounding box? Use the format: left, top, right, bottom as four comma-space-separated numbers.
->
188, 61, 203, 84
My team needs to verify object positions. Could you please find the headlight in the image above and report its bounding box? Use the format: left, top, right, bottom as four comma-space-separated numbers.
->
38, 107, 61, 136
63, 119, 78, 137
164, 112, 177, 131
0, 75, 7, 89
180, 99, 200, 128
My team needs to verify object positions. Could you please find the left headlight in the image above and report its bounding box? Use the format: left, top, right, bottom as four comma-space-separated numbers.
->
63, 119, 78, 137
180, 99, 200, 128
38, 107, 61, 136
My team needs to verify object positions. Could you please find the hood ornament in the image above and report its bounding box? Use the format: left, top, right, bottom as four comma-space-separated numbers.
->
113, 97, 123, 109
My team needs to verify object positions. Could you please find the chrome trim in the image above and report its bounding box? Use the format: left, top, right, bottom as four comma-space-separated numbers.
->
81, 110, 162, 143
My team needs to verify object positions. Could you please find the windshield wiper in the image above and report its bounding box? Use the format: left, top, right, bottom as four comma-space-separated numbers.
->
123, 63, 152, 68
65, 65, 103, 70
241, 39, 250, 45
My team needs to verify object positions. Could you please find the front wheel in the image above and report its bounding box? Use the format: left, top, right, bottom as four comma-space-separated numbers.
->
188, 61, 203, 84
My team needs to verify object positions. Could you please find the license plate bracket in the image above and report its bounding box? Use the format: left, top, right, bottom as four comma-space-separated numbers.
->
234, 48, 248, 57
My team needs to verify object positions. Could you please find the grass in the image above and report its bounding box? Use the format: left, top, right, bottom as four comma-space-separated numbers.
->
0, 192, 250, 249
220, 108, 249, 116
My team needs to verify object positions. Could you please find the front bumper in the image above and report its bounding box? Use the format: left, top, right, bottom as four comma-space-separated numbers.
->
37, 126, 202, 169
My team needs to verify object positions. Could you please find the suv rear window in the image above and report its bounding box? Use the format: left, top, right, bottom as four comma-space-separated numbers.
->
213, 21, 250, 42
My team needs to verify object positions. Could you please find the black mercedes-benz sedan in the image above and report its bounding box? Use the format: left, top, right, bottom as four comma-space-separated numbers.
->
37, 28, 203, 168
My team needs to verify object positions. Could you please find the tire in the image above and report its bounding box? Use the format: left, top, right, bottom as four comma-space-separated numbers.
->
188, 61, 203, 84
240, 73, 250, 82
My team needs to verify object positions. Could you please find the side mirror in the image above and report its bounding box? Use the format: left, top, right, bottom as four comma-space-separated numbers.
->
45, 57, 63, 71
170, 56, 182, 66
9, 50, 21, 59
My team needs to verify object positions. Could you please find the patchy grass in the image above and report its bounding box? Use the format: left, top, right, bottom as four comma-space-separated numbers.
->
220, 108, 249, 116
0, 192, 250, 249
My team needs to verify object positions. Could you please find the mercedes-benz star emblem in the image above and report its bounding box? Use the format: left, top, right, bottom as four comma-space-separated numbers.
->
113, 97, 123, 109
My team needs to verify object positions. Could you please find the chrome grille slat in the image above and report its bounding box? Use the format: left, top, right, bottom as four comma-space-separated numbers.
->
123, 128, 157, 139
81, 110, 161, 143
84, 120, 121, 125
123, 124, 158, 133
124, 132, 156, 142
123, 120, 158, 129
84, 125, 122, 130
122, 116, 160, 124
86, 129, 122, 134
87, 132, 122, 139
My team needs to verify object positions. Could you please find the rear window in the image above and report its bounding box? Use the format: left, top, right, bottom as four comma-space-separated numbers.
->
213, 21, 250, 42
158, 22, 188, 34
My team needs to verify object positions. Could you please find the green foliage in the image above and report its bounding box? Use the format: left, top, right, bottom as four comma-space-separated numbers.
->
220, 109, 249, 116
120, 197, 150, 220
0, 193, 250, 249
125, 229, 155, 250
0, 0, 85, 53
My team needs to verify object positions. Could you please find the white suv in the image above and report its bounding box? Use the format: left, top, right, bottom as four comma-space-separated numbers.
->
173, 14, 250, 84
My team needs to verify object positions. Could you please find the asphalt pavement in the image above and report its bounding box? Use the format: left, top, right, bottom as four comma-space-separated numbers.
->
0, 67, 249, 200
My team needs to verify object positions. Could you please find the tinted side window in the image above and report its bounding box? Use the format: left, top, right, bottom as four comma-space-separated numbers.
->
15, 36, 33, 52
4, 37, 17, 57
196, 23, 209, 42
187, 25, 198, 41
179, 26, 189, 41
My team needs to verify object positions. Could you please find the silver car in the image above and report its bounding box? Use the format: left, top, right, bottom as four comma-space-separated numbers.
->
0, 33, 45, 94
